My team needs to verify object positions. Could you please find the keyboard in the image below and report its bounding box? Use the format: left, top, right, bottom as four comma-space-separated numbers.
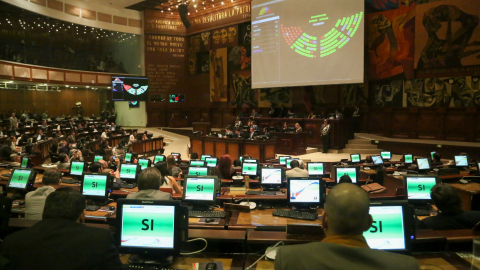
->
414, 209, 431, 216
121, 183, 137, 189
126, 265, 182, 270
189, 210, 227, 218
2, 173, 12, 178
245, 190, 277, 196
272, 209, 318, 221
85, 205, 101, 211
61, 178, 79, 184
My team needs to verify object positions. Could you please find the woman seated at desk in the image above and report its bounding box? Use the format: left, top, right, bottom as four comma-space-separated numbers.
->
154, 162, 183, 195
215, 154, 236, 180
167, 155, 182, 178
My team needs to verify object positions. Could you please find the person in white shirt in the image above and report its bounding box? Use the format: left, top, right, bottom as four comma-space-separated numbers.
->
321, 119, 331, 154
154, 162, 183, 194
129, 132, 137, 145
25, 169, 61, 220
286, 160, 309, 178
101, 129, 108, 139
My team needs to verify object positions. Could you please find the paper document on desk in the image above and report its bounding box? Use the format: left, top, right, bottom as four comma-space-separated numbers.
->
193, 261, 223, 270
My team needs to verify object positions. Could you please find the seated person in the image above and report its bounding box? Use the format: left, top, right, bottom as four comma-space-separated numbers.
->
58, 140, 70, 155
416, 183, 480, 230
225, 126, 234, 137
167, 155, 182, 178
232, 159, 242, 169
295, 123, 303, 133
190, 152, 199, 160
0, 187, 124, 269
286, 160, 309, 178
25, 169, 61, 220
282, 122, 288, 132
214, 154, 235, 179
234, 127, 245, 139
432, 152, 444, 167
248, 127, 258, 140
154, 162, 183, 194
338, 175, 353, 184
275, 184, 420, 270
307, 111, 316, 119
126, 167, 172, 200
0, 139, 17, 161
57, 153, 71, 170
89, 162, 103, 173
262, 127, 270, 137
70, 150, 84, 162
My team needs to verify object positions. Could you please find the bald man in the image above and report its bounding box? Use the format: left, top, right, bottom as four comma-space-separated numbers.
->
274, 184, 419, 270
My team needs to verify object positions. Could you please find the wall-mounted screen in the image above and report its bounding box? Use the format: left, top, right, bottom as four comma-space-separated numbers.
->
112, 76, 148, 101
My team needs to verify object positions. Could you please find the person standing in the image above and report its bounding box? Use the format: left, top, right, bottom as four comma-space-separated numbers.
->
9, 113, 18, 131
321, 119, 331, 154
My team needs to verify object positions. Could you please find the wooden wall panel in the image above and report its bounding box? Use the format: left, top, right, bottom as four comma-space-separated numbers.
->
367, 109, 387, 136
444, 111, 466, 141
265, 145, 275, 160
416, 110, 438, 140
391, 109, 411, 138
32, 69, 48, 80
227, 143, 239, 161
215, 142, 226, 158
14, 67, 30, 78
204, 141, 214, 156
244, 144, 260, 160
192, 139, 203, 156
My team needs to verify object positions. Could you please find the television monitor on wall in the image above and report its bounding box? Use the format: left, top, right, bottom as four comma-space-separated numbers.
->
169, 94, 185, 103
112, 76, 148, 101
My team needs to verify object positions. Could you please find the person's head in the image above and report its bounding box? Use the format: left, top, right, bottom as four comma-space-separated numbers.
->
365, 155, 373, 163
290, 160, 300, 169
335, 109, 339, 114
191, 152, 199, 160
252, 109, 256, 113
42, 169, 62, 186
154, 161, 170, 180
235, 128, 241, 134
233, 159, 241, 167
59, 153, 68, 163
166, 155, 177, 167
89, 162, 103, 173
250, 127, 254, 133
42, 187, 86, 222
11, 113, 15, 117
338, 175, 353, 184
283, 122, 287, 128
432, 152, 441, 162
323, 184, 372, 236
431, 183, 463, 215
218, 154, 232, 178
324, 119, 328, 124
38, 129, 43, 135
137, 167, 162, 190
295, 123, 300, 129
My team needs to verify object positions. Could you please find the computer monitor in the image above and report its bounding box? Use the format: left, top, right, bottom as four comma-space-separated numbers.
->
430, 151, 436, 160
454, 155, 468, 167
363, 201, 413, 253
119, 164, 139, 183
171, 153, 180, 162
286, 158, 299, 169
190, 160, 206, 167
7, 168, 37, 191
94, 155, 104, 162
416, 158, 431, 171
279, 156, 291, 165
138, 159, 151, 170
371, 156, 384, 165
205, 157, 218, 168
380, 151, 391, 161
243, 158, 258, 163
125, 153, 133, 163
241, 162, 258, 176
20, 157, 30, 168
81, 173, 110, 204
350, 154, 361, 163
287, 177, 325, 209
183, 176, 220, 210
187, 166, 208, 176
116, 199, 188, 263
307, 162, 325, 176
154, 155, 166, 164
403, 175, 440, 205
201, 155, 211, 161
70, 161, 86, 177
260, 167, 285, 191
404, 154, 413, 164
334, 166, 360, 184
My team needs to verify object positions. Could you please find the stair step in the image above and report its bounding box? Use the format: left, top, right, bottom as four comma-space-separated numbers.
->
306, 147, 318, 154
345, 144, 378, 149
348, 139, 371, 144
340, 149, 382, 155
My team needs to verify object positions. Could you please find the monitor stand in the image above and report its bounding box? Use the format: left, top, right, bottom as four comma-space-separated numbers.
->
88, 198, 110, 207
262, 185, 280, 192
128, 254, 173, 267
292, 206, 317, 213
191, 204, 214, 212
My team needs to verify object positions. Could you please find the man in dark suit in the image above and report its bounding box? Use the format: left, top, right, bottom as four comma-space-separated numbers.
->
67, 131, 76, 145
275, 184, 420, 270
0, 187, 124, 270
248, 127, 257, 140
320, 119, 331, 153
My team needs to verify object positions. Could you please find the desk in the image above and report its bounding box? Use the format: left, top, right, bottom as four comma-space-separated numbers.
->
130, 137, 164, 156
228, 208, 323, 230
192, 122, 211, 135
121, 253, 245, 269
272, 132, 306, 155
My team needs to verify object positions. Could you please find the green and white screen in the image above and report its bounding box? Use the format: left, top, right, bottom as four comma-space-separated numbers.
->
364, 206, 405, 250
430, 151, 436, 160
190, 160, 205, 167
381, 152, 391, 160
455, 156, 468, 167
120, 164, 137, 179
308, 163, 324, 175
351, 154, 360, 163
417, 158, 430, 170
188, 167, 208, 176
9, 169, 31, 189
21, 157, 28, 168
406, 177, 436, 200
125, 153, 133, 162
290, 179, 320, 203
205, 158, 217, 168
286, 159, 299, 169
244, 159, 257, 163
336, 167, 357, 183
184, 178, 215, 201
121, 205, 175, 248
82, 174, 107, 197
154, 155, 165, 163
201, 155, 211, 161
138, 159, 149, 170
372, 156, 383, 165
279, 156, 291, 165
94, 155, 103, 162
242, 163, 258, 176
404, 155, 413, 164
70, 161, 85, 176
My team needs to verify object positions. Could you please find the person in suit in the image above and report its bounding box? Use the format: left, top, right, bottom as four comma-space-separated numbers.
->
0, 187, 125, 270
9, 113, 18, 131
66, 131, 76, 145
251, 121, 258, 130
248, 127, 257, 140
225, 126, 234, 137
58, 140, 70, 155
321, 119, 331, 154
334, 109, 344, 120
250, 109, 259, 118
286, 160, 309, 178
25, 169, 61, 220
417, 183, 480, 230
0, 139, 17, 161
268, 105, 277, 118
57, 153, 71, 170
295, 123, 303, 133
274, 183, 420, 270
35, 129, 45, 142
126, 167, 172, 200
431, 152, 444, 167
234, 127, 245, 139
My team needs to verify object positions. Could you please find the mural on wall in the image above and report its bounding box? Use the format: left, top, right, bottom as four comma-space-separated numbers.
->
239, 22, 252, 47
341, 84, 368, 106
228, 46, 251, 70
210, 48, 228, 102
401, 0, 444, 7
371, 80, 404, 107
211, 25, 238, 50
230, 70, 257, 108
366, 0, 399, 12
187, 31, 211, 75
367, 6, 415, 80
415, 0, 480, 69
258, 88, 292, 108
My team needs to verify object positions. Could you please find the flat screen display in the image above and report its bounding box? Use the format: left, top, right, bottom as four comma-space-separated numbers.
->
8, 169, 32, 189
242, 162, 258, 176
128, 101, 140, 108
70, 161, 85, 176
405, 176, 436, 200
336, 167, 357, 183
184, 177, 215, 201
404, 154, 413, 164
21, 157, 28, 168
243, 159, 257, 163
94, 155, 103, 162
417, 158, 430, 170
351, 154, 361, 163
289, 179, 320, 203
120, 164, 137, 179
279, 156, 291, 165
205, 158, 218, 168
372, 156, 383, 165
201, 155, 211, 161
454, 156, 468, 167
112, 76, 148, 101
261, 168, 283, 184
169, 94, 185, 103
154, 155, 165, 163
430, 151, 436, 160
363, 206, 406, 250
380, 151, 391, 160
120, 204, 175, 248
307, 162, 324, 175
286, 158, 299, 169
82, 174, 107, 197
188, 167, 208, 176
171, 153, 180, 161
138, 159, 150, 170
190, 160, 206, 167
125, 153, 133, 162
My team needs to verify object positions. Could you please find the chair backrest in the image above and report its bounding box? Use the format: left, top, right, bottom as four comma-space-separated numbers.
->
160, 187, 173, 194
